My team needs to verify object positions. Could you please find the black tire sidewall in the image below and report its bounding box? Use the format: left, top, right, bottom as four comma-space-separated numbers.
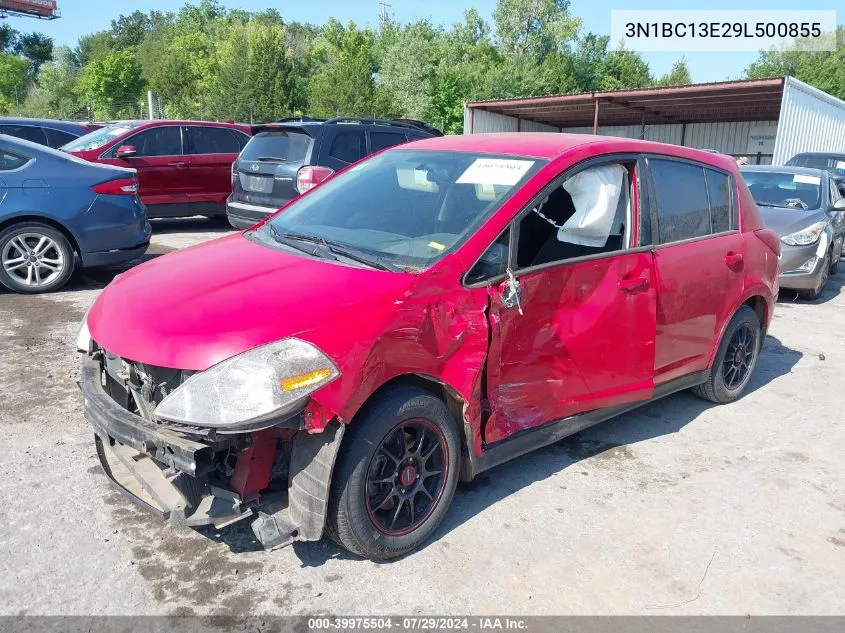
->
0, 223, 74, 293
329, 388, 460, 560
710, 306, 761, 403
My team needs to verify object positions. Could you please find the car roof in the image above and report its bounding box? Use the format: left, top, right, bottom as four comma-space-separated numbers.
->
741, 164, 828, 178
102, 119, 250, 131
0, 116, 91, 133
401, 132, 738, 168
790, 152, 845, 160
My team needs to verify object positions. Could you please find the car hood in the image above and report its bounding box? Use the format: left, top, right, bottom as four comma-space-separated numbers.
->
758, 207, 827, 238
88, 233, 417, 370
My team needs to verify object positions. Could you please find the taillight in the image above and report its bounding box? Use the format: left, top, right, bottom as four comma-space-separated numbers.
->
296, 165, 334, 194
93, 177, 138, 196
754, 228, 781, 257
231, 161, 238, 187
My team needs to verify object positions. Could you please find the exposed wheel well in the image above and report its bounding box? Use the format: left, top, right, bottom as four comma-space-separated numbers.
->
0, 215, 81, 256
743, 295, 768, 336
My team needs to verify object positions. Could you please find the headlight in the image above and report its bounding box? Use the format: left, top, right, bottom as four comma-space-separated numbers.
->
154, 338, 339, 431
76, 308, 92, 353
781, 221, 826, 246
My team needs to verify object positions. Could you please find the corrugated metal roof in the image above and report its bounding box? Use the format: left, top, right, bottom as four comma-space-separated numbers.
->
466, 78, 786, 127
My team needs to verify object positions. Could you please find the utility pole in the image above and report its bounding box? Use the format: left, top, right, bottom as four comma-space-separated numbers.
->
379, 0, 391, 30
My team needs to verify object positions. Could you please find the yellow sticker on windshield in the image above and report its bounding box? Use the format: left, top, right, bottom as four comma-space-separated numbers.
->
428, 241, 446, 251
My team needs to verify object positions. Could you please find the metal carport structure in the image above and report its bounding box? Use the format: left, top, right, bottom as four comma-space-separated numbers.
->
464, 77, 845, 165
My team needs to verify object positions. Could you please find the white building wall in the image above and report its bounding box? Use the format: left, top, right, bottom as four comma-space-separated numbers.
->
773, 77, 845, 165
463, 108, 559, 133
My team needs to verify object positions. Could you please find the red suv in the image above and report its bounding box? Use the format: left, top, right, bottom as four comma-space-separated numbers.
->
63, 120, 251, 218
78, 133, 779, 560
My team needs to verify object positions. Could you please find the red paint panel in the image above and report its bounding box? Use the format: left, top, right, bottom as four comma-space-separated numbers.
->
483, 252, 657, 444
230, 429, 279, 502
652, 233, 746, 383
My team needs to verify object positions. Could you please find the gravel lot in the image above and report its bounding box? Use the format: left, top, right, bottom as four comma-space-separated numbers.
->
1, 217, 843, 616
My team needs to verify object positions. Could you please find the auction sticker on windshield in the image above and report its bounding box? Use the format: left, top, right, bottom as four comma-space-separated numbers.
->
794, 174, 821, 185
457, 159, 535, 186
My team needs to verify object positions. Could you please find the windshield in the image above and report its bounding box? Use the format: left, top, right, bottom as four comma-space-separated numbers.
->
241, 129, 312, 162
262, 150, 544, 270
62, 123, 140, 152
742, 170, 821, 210
788, 155, 845, 177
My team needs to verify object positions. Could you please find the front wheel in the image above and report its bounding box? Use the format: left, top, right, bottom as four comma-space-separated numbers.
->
327, 387, 460, 560
692, 305, 761, 404
0, 222, 74, 293
799, 252, 830, 300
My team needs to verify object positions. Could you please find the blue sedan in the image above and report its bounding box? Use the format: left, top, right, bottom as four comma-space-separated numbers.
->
0, 134, 151, 293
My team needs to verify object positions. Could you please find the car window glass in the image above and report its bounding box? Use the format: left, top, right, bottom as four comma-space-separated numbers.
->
650, 160, 710, 243
241, 130, 312, 162
466, 229, 510, 284
517, 162, 631, 268
705, 169, 733, 232
369, 132, 407, 154
1, 125, 48, 146
130, 126, 183, 157
183, 126, 242, 155
329, 131, 364, 164
0, 150, 28, 170
44, 128, 78, 148
61, 124, 139, 152
829, 177, 840, 203
742, 170, 821, 211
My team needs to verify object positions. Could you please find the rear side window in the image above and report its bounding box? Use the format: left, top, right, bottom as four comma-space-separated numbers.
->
329, 131, 365, 164
183, 126, 243, 155
240, 130, 311, 163
0, 150, 28, 170
650, 159, 711, 243
369, 131, 407, 154
128, 126, 183, 157
44, 128, 79, 148
705, 169, 733, 232
1, 125, 48, 146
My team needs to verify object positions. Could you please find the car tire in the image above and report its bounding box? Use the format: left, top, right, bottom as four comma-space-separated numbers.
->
799, 252, 830, 300
691, 305, 761, 404
830, 241, 841, 275
326, 386, 460, 560
0, 222, 75, 294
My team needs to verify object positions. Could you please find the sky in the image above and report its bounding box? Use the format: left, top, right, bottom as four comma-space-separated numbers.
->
4, 0, 841, 84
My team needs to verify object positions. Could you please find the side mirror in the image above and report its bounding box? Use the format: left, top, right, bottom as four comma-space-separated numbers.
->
833, 198, 845, 210
115, 145, 137, 159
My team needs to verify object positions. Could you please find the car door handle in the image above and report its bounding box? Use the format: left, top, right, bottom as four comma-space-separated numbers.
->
618, 275, 650, 293
725, 252, 744, 269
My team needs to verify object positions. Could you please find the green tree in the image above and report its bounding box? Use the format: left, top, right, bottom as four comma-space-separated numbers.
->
0, 52, 32, 114
597, 46, 653, 90
75, 49, 145, 119
378, 21, 439, 120
75, 31, 114, 66
656, 58, 691, 86
0, 24, 17, 53
308, 19, 379, 118
746, 27, 845, 100
22, 45, 81, 118
493, 0, 581, 59
14, 32, 54, 76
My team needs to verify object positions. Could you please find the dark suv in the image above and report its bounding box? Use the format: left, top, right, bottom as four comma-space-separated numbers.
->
226, 117, 441, 229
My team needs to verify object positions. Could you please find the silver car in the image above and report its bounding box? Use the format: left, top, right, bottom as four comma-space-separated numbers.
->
742, 165, 845, 300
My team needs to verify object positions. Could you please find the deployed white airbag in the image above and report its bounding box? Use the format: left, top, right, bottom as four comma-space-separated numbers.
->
558, 164, 626, 247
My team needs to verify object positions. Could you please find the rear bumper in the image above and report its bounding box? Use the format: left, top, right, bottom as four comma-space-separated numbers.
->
226, 199, 277, 229
82, 240, 150, 268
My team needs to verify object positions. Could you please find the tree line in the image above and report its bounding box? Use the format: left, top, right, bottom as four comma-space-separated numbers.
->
0, 0, 841, 134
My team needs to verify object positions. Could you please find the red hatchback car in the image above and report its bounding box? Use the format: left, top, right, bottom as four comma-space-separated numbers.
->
63, 120, 251, 219
78, 133, 779, 560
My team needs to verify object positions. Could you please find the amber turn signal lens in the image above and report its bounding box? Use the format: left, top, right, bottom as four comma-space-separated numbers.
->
280, 369, 333, 392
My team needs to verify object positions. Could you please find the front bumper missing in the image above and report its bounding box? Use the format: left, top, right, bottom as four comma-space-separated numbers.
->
80, 354, 345, 548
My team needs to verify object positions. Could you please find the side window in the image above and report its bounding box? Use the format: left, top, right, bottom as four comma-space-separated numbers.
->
650, 159, 710, 244
517, 162, 632, 268
829, 177, 841, 203
466, 229, 510, 285
183, 126, 242, 155
369, 132, 407, 154
705, 169, 733, 233
1, 125, 48, 146
0, 150, 28, 170
129, 126, 183, 157
44, 128, 78, 148
329, 131, 365, 164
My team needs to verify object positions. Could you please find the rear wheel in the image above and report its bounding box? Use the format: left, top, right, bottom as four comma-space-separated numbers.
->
327, 387, 460, 560
0, 222, 74, 294
692, 305, 761, 404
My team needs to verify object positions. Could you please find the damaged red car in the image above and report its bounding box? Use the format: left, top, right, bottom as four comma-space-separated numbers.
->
78, 133, 779, 560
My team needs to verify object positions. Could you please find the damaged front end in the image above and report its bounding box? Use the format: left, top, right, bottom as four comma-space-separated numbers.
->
79, 344, 344, 550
